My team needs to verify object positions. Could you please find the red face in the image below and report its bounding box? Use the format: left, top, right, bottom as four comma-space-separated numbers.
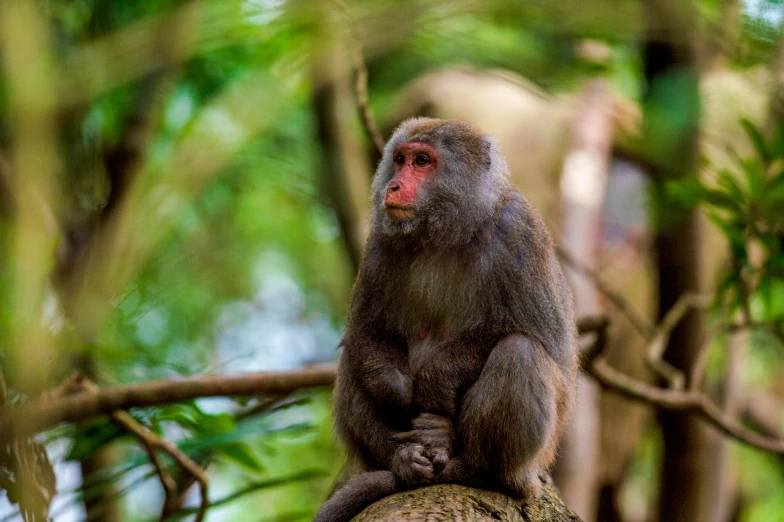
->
384, 142, 438, 221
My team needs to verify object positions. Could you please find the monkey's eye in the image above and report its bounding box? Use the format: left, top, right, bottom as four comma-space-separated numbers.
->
395, 154, 405, 165
414, 153, 430, 166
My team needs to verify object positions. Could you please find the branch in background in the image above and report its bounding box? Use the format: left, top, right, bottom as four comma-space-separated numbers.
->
2, 313, 784, 465
0, 364, 337, 444
55, 374, 210, 522
580, 313, 784, 455
329, 0, 385, 156
556, 246, 652, 339
312, 64, 368, 273
112, 410, 208, 522
643, 292, 711, 389
558, 247, 714, 390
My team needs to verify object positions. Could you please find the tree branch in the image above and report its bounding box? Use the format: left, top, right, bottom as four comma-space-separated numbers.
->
0, 364, 337, 444
556, 245, 652, 339
111, 410, 208, 522
330, 0, 385, 156
4, 316, 784, 464
581, 316, 784, 454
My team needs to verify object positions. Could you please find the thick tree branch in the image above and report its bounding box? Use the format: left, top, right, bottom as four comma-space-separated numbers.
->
0, 364, 337, 444
0, 314, 783, 465
354, 483, 580, 522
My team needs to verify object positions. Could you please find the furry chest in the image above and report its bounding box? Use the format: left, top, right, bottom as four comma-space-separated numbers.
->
407, 329, 442, 376
400, 256, 484, 331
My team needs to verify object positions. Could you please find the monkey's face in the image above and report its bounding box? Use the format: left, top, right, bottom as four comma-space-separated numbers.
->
372, 117, 508, 245
383, 141, 439, 222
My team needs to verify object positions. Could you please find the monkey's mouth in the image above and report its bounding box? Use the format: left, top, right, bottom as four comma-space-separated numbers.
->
384, 204, 415, 221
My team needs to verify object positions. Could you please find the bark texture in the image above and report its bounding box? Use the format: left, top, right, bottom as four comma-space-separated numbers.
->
353, 483, 582, 522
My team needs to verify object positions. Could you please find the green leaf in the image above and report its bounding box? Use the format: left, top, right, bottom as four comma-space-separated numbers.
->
67, 420, 125, 461
741, 118, 770, 164
716, 169, 747, 203
216, 442, 265, 471
771, 122, 784, 160
153, 403, 203, 429
741, 158, 767, 201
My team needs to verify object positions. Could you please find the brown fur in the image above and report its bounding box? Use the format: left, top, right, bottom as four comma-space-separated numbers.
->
314, 118, 578, 522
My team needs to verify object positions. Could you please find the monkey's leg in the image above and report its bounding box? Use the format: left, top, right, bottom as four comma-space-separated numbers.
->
312, 471, 398, 522
457, 334, 562, 499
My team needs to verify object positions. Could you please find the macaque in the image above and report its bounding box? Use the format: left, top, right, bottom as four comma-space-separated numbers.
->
314, 118, 578, 521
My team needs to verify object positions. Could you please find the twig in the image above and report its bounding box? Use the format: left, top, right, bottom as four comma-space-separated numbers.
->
580, 316, 784, 454
55, 375, 210, 522
557, 246, 707, 389
236, 394, 309, 421
688, 324, 720, 392
644, 292, 711, 389
165, 470, 325, 520
139, 434, 178, 521
329, 0, 385, 155
0, 364, 337, 445
556, 245, 652, 339
111, 411, 208, 522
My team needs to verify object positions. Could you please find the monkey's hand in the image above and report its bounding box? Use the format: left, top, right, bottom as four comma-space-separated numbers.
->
389, 442, 434, 485
390, 413, 455, 475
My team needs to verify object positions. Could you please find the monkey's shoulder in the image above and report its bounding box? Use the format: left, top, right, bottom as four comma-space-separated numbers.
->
486, 190, 554, 271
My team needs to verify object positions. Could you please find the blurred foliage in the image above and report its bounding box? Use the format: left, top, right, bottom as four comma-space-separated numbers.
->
0, 0, 782, 521
669, 116, 784, 522
670, 119, 784, 325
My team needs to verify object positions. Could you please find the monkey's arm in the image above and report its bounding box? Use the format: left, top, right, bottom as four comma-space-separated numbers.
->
335, 356, 435, 485
342, 332, 413, 416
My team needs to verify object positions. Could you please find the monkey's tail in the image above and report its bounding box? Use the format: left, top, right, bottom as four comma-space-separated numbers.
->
312, 470, 399, 522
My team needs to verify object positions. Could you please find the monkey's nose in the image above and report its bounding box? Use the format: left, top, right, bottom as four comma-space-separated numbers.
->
388, 181, 401, 192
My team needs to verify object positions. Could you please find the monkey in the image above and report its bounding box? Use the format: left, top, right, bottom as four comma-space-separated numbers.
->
313, 118, 578, 522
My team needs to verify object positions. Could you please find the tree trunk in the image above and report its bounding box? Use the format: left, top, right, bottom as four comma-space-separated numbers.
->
311, 22, 373, 274
642, 2, 714, 522
353, 483, 581, 522
554, 79, 615, 522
